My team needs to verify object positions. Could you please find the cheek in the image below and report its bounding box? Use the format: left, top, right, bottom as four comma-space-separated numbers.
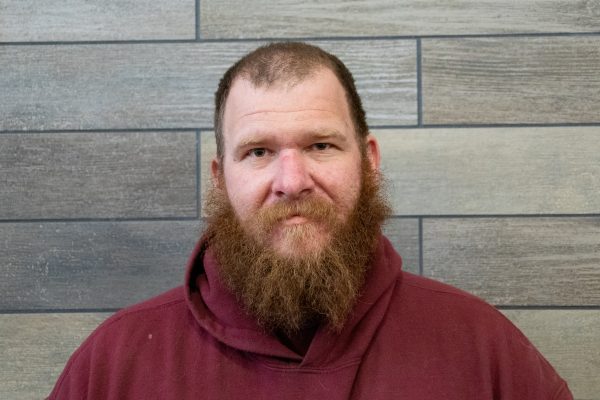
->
223, 171, 269, 219
320, 165, 362, 211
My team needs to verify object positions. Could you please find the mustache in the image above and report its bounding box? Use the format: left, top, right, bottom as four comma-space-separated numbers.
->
253, 197, 338, 230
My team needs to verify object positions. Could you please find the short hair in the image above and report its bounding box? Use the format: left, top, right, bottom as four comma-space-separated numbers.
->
213, 42, 368, 159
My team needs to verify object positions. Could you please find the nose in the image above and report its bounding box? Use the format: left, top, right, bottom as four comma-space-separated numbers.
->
272, 150, 314, 200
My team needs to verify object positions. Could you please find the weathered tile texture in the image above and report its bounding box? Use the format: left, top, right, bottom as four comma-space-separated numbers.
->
376, 127, 600, 215
0, 40, 415, 131
502, 310, 600, 399
0, 221, 201, 310
423, 218, 600, 306
0, 0, 195, 41
200, 0, 600, 38
422, 37, 600, 124
1, 1, 598, 398
1, 131, 197, 219
0, 313, 110, 399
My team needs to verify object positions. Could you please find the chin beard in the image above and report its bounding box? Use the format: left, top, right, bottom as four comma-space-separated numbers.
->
203, 159, 390, 335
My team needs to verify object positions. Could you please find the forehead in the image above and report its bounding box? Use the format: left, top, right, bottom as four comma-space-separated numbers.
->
221, 68, 354, 142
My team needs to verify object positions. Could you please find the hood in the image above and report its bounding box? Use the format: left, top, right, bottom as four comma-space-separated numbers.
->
184, 235, 403, 369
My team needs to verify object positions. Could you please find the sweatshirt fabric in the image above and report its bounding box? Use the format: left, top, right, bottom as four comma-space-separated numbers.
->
49, 236, 573, 399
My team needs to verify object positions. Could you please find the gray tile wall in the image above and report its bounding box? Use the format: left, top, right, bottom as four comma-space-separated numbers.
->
1, 1, 598, 398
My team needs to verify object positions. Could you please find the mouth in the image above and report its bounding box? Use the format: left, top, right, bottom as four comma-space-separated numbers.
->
281, 215, 309, 226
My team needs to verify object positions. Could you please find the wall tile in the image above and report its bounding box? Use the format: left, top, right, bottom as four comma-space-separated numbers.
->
423, 37, 600, 124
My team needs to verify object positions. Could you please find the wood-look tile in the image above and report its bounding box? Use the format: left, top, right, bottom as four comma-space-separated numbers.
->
0, 43, 253, 131
205, 127, 600, 216
382, 218, 420, 275
423, 218, 600, 306
312, 40, 417, 126
375, 127, 600, 215
0, 221, 201, 310
201, 0, 600, 38
0, 0, 194, 42
502, 310, 600, 399
0, 40, 415, 131
422, 36, 600, 124
0, 313, 109, 399
0, 131, 197, 219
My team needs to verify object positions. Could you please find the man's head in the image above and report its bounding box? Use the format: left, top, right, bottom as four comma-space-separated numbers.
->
214, 42, 369, 161
206, 42, 390, 335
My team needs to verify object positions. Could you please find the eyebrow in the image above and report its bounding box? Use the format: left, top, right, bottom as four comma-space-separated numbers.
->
235, 129, 349, 151
310, 130, 349, 143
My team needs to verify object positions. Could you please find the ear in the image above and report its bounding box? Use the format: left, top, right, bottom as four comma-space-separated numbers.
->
211, 157, 223, 188
364, 133, 381, 172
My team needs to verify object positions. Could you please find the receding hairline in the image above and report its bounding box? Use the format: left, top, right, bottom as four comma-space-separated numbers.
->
223, 65, 352, 122
219, 68, 361, 162
214, 42, 370, 160
221, 65, 357, 135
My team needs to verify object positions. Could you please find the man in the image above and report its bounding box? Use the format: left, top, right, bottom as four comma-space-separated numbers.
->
49, 42, 573, 399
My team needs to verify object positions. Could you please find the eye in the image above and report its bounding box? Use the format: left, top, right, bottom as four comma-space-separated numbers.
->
249, 148, 267, 157
312, 143, 331, 151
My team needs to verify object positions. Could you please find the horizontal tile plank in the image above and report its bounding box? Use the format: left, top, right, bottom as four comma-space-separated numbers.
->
199, 131, 213, 206
0, 312, 110, 399
0, 218, 417, 311
382, 218, 419, 275
0, 221, 201, 310
314, 40, 417, 126
0, 0, 195, 42
376, 127, 600, 215
502, 310, 600, 399
0, 131, 197, 219
423, 36, 600, 124
423, 218, 600, 306
201, 0, 600, 38
203, 126, 599, 215
0, 43, 252, 131
0, 40, 415, 131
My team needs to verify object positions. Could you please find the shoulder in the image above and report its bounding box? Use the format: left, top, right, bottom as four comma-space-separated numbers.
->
393, 272, 530, 343
49, 287, 189, 398
106, 285, 186, 320
398, 271, 509, 319
88, 286, 187, 340
385, 272, 571, 398
400, 270, 488, 302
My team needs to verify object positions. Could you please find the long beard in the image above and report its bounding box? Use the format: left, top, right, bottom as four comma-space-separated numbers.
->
204, 159, 390, 335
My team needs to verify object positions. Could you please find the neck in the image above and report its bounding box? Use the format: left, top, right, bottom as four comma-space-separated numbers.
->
275, 322, 320, 356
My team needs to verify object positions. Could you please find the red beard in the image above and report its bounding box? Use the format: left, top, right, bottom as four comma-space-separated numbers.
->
204, 158, 390, 334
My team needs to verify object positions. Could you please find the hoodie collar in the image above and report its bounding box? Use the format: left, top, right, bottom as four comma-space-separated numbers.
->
184, 235, 403, 368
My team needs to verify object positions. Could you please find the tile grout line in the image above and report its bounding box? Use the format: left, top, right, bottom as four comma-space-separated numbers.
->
0, 217, 201, 224
2, 214, 600, 225
3, 122, 600, 135
195, 0, 201, 41
196, 129, 201, 218
0, 308, 120, 315
0, 128, 204, 134
496, 305, 600, 310
3, 306, 599, 314
2, 30, 600, 46
391, 214, 600, 219
418, 217, 424, 276
416, 38, 423, 127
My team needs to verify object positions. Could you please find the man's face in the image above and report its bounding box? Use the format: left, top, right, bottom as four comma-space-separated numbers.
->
212, 68, 380, 257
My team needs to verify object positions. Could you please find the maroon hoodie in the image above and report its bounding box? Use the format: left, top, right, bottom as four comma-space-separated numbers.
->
49, 236, 572, 399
